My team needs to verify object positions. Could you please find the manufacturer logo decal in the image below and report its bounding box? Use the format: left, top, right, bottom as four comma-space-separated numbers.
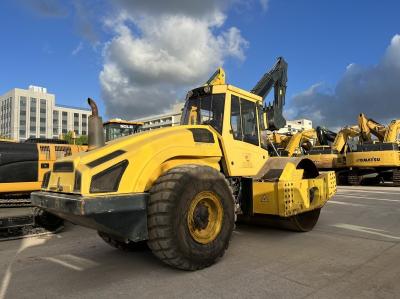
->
356, 157, 381, 162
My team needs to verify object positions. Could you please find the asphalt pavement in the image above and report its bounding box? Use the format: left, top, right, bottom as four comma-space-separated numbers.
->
0, 186, 399, 299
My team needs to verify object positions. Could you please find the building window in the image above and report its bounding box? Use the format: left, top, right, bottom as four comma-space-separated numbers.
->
29, 98, 37, 135
74, 113, 79, 134
53, 110, 59, 136
81, 114, 87, 135
19, 97, 27, 138
39, 99, 47, 135
62, 111, 68, 133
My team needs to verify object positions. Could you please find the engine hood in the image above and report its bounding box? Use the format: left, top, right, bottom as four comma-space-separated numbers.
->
47, 125, 223, 196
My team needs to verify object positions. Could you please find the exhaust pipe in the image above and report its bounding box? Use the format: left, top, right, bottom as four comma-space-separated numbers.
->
87, 98, 105, 150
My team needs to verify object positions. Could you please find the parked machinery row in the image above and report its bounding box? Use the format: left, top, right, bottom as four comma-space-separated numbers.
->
0, 120, 143, 239
268, 114, 399, 186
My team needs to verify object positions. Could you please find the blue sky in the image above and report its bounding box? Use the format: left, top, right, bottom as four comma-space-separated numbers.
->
0, 0, 399, 127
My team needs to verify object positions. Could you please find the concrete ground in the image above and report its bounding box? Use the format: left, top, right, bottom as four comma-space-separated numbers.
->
0, 186, 399, 299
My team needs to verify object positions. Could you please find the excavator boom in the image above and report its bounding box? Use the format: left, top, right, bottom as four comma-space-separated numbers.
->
384, 119, 400, 143
284, 129, 317, 157
331, 125, 360, 153
316, 126, 337, 146
251, 57, 288, 130
358, 113, 386, 142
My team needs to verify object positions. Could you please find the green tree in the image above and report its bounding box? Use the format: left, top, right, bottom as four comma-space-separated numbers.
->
62, 131, 88, 145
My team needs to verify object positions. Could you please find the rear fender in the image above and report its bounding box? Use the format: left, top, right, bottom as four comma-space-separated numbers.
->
134, 148, 222, 192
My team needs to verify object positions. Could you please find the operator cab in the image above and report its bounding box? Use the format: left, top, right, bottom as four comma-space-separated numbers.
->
181, 86, 265, 145
181, 85, 268, 176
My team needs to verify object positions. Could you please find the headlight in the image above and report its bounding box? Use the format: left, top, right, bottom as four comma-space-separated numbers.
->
90, 160, 128, 193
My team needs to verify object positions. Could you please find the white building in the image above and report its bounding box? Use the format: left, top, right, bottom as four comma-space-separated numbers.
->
0, 85, 91, 141
133, 103, 184, 131
277, 119, 313, 134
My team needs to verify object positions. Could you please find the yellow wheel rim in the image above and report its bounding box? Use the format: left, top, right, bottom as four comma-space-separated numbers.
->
187, 191, 223, 244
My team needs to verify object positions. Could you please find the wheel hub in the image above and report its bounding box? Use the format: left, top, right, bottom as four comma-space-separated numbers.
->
193, 203, 210, 230
187, 191, 223, 244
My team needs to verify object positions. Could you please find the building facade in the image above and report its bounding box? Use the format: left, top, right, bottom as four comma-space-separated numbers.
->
133, 103, 184, 131
0, 85, 91, 141
277, 119, 313, 134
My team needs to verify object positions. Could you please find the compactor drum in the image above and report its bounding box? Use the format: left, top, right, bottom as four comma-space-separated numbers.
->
32, 58, 336, 270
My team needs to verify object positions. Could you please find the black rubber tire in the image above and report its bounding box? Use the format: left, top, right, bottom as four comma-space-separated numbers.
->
98, 232, 148, 251
33, 208, 64, 231
147, 165, 235, 271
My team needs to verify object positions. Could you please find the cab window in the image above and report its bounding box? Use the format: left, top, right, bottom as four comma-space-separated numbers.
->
181, 94, 225, 133
230, 96, 242, 140
230, 95, 259, 146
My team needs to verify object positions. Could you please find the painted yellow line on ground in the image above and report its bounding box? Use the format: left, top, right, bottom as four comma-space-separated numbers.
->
327, 201, 365, 207
332, 223, 400, 240
337, 194, 400, 203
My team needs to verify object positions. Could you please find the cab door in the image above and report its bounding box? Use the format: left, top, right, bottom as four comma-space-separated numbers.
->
220, 93, 267, 177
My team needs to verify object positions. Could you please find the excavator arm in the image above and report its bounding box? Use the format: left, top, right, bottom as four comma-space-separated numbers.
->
284, 129, 317, 157
331, 125, 360, 153
316, 126, 337, 146
384, 119, 400, 143
251, 57, 288, 131
358, 113, 387, 142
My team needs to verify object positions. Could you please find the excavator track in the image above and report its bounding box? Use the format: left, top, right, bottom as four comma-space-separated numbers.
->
0, 197, 63, 241
0, 198, 32, 208
393, 169, 400, 186
347, 170, 361, 186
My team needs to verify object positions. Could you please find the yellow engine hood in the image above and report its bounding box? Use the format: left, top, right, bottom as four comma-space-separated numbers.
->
46, 125, 223, 196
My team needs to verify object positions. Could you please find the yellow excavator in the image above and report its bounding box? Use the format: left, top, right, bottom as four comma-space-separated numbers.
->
358, 113, 387, 142
346, 114, 400, 185
0, 140, 87, 238
32, 57, 336, 270
308, 125, 359, 169
263, 131, 292, 156
1, 119, 142, 239
279, 129, 317, 157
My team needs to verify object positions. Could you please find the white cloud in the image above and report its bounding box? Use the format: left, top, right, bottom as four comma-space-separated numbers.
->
288, 34, 400, 128
99, 2, 249, 119
259, 0, 269, 11
71, 42, 83, 55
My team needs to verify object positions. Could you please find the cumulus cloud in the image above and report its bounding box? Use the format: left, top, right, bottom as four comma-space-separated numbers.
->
288, 34, 400, 129
99, 1, 249, 119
